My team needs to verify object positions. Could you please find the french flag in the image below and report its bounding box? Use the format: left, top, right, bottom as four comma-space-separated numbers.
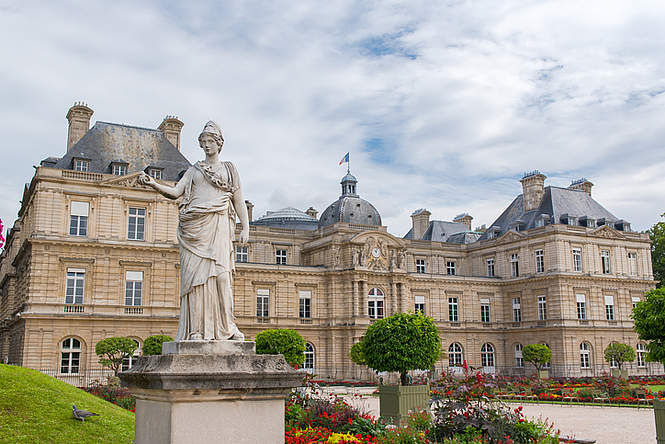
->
339, 152, 349, 165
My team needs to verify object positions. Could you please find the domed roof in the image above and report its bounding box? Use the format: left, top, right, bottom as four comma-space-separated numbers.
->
318, 171, 382, 228
252, 207, 318, 231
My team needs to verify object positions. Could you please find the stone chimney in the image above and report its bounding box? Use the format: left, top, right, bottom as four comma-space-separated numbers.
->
520, 171, 546, 212
158, 116, 184, 150
410, 209, 431, 240
66, 102, 94, 151
245, 200, 254, 222
568, 178, 593, 196
453, 213, 473, 230
306, 207, 318, 219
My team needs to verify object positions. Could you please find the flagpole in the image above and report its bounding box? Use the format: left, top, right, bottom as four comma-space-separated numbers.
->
347, 152, 350, 174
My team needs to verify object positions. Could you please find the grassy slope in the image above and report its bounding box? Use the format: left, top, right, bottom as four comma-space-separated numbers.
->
0, 364, 134, 444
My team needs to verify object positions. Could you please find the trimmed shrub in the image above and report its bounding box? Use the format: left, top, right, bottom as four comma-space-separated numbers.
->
142, 335, 173, 356
361, 312, 440, 385
256, 329, 306, 367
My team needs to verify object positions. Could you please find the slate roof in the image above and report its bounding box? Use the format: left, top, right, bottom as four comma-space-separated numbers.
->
318, 196, 382, 228
51, 121, 191, 181
404, 220, 473, 242
478, 186, 622, 240
252, 207, 318, 231
318, 172, 382, 228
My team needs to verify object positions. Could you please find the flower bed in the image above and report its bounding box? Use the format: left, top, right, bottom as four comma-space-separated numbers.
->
431, 372, 665, 407
84, 382, 136, 412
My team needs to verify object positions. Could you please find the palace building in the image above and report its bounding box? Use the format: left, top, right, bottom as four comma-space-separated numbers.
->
0, 103, 661, 384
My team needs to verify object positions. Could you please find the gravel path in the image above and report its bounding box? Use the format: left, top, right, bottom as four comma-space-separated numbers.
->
325, 387, 657, 444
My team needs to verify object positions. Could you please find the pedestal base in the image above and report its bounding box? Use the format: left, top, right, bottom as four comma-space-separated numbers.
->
120, 340, 302, 444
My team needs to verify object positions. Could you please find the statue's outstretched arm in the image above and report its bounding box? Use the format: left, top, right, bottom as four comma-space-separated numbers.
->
139, 170, 189, 200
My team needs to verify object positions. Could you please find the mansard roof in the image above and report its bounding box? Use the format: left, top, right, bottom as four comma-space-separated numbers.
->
404, 220, 474, 243
52, 121, 191, 181
479, 186, 621, 240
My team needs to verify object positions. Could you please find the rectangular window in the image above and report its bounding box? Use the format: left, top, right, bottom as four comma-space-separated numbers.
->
446, 261, 456, 276
637, 344, 646, 367
275, 249, 287, 265
415, 259, 426, 274
480, 299, 491, 323
632, 296, 641, 309
236, 246, 248, 263
128, 207, 146, 240
414, 295, 425, 314
572, 248, 582, 272
628, 252, 637, 276
257, 289, 269, 318
69, 201, 89, 237
148, 168, 162, 180
576, 294, 587, 320
65, 269, 85, 305
74, 159, 88, 172
299, 290, 311, 319
512, 297, 521, 322
368, 299, 384, 319
486, 258, 495, 277
112, 164, 127, 175
538, 295, 547, 321
125, 271, 143, 306
510, 253, 519, 277
601, 250, 611, 274
605, 295, 615, 321
448, 297, 458, 322
535, 249, 544, 273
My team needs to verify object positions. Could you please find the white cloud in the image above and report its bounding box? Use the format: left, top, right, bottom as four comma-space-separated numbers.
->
0, 0, 664, 241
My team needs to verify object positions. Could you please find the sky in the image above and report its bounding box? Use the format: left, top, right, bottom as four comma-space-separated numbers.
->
1, 0, 664, 239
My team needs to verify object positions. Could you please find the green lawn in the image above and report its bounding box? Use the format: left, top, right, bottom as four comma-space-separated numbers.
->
0, 364, 134, 444
630, 383, 665, 392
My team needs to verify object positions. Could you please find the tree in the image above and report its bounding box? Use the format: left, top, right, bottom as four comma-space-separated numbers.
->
142, 335, 173, 356
632, 287, 665, 364
255, 329, 305, 367
649, 213, 665, 288
361, 312, 441, 385
95, 337, 138, 376
349, 340, 366, 366
522, 344, 552, 373
603, 343, 635, 370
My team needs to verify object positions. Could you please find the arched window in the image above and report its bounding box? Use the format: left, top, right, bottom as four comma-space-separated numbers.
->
60, 337, 81, 374
122, 339, 141, 371
448, 343, 463, 366
303, 343, 315, 372
481, 343, 494, 367
608, 342, 618, 368
637, 343, 646, 367
580, 342, 591, 368
368, 288, 384, 319
514, 343, 523, 368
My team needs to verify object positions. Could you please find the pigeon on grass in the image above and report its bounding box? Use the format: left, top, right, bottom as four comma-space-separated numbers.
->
72, 405, 99, 421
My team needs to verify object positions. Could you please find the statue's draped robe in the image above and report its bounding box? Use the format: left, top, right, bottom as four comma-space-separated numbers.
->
175, 161, 241, 341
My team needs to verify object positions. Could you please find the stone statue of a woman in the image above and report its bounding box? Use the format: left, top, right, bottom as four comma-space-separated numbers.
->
139, 121, 249, 341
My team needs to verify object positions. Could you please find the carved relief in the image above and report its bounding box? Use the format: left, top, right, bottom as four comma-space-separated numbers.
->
592, 225, 625, 240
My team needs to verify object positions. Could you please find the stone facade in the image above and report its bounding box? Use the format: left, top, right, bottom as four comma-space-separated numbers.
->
0, 105, 661, 382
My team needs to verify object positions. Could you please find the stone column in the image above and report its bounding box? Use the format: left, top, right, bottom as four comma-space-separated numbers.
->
120, 341, 301, 444
352, 280, 358, 318
391, 282, 397, 315
360, 281, 367, 318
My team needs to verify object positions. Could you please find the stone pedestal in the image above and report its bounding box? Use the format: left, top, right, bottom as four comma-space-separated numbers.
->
120, 341, 302, 444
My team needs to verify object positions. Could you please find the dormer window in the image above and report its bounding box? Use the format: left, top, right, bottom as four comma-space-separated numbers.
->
579, 216, 595, 228
560, 214, 576, 226
110, 161, 128, 176
534, 214, 549, 228
73, 158, 89, 172
614, 220, 630, 231
147, 168, 163, 180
